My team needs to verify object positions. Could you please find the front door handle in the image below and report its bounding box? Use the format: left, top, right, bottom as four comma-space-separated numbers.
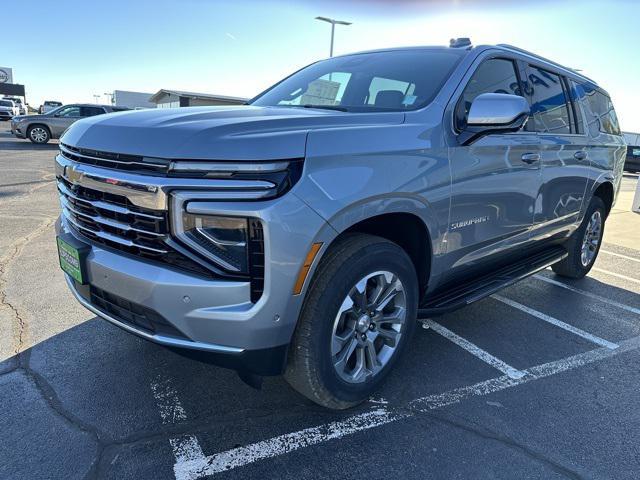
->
521, 153, 540, 164
574, 151, 588, 161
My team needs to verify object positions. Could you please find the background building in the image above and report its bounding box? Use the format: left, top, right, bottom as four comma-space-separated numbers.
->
149, 89, 247, 108
113, 90, 155, 109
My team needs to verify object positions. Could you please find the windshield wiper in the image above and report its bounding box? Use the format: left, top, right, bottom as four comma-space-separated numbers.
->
295, 104, 348, 112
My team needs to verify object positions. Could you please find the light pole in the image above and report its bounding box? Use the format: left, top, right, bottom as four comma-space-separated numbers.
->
315, 16, 352, 57
104, 92, 114, 105
93, 94, 100, 104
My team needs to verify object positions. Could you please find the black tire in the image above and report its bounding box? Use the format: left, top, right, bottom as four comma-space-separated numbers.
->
284, 233, 419, 409
552, 196, 606, 279
27, 124, 50, 144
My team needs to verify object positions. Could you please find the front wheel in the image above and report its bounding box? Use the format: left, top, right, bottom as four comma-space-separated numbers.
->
552, 196, 606, 279
284, 234, 418, 409
28, 125, 50, 144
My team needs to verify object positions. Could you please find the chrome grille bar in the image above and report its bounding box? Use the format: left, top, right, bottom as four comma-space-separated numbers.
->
61, 208, 169, 254
60, 196, 165, 238
57, 181, 164, 220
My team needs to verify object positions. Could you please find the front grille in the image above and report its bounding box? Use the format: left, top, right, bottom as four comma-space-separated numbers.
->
57, 176, 214, 277
60, 143, 171, 175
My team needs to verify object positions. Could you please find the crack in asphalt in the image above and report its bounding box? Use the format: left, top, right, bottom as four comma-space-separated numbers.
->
0, 216, 57, 354
423, 411, 584, 479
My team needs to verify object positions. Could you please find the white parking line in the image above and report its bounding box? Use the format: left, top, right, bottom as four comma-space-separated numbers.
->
533, 274, 640, 316
592, 268, 640, 286
173, 408, 406, 480
150, 375, 208, 479
412, 332, 640, 411
150, 375, 188, 424
493, 294, 619, 349
600, 250, 640, 263
173, 334, 640, 478
423, 320, 526, 379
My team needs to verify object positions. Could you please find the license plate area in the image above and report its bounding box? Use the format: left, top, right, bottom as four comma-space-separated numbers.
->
57, 234, 90, 284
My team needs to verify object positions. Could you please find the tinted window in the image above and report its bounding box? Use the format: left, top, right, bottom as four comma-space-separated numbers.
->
455, 58, 522, 130
528, 67, 571, 134
56, 106, 81, 117
573, 82, 621, 136
251, 50, 465, 112
0, 100, 12, 107
80, 106, 105, 117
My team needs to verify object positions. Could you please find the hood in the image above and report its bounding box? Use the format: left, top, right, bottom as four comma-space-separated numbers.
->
14, 114, 42, 121
60, 105, 405, 160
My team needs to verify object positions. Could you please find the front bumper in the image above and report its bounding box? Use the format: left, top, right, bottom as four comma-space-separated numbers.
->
11, 122, 24, 137
57, 186, 331, 374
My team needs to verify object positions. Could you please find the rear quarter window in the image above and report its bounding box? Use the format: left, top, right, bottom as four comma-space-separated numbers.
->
571, 81, 621, 136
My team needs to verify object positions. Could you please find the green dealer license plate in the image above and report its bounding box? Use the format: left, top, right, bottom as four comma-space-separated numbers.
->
57, 235, 90, 284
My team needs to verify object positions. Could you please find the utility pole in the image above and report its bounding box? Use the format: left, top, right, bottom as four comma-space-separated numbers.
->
315, 16, 352, 57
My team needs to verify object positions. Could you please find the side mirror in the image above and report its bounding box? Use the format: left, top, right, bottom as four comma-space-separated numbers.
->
459, 93, 530, 145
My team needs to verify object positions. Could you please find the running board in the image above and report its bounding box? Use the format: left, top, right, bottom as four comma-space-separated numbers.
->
418, 246, 567, 317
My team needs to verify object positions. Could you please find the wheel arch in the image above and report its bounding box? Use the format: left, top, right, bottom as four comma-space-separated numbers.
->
341, 212, 432, 298
591, 180, 614, 218
311, 196, 441, 299
27, 123, 52, 138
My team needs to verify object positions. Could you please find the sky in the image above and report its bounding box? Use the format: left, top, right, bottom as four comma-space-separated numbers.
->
4, 0, 640, 131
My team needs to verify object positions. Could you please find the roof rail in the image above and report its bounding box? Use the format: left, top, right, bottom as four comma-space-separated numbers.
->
496, 44, 597, 84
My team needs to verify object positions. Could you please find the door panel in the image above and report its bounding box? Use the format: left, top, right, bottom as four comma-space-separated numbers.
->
48, 105, 81, 137
524, 66, 589, 239
444, 56, 541, 278
447, 132, 540, 273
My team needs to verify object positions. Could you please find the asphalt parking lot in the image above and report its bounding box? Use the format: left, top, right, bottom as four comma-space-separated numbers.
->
1, 129, 639, 480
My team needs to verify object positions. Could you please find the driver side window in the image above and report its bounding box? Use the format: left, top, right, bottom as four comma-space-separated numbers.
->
56, 106, 81, 117
455, 58, 523, 131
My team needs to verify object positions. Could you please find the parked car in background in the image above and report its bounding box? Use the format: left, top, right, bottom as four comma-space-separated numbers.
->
623, 132, 640, 173
3, 97, 27, 115
54, 41, 625, 409
39, 101, 63, 114
11, 104, 129, 144
0, 99, 16, 120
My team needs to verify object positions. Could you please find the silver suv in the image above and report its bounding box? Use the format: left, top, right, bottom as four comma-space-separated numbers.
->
11, 104, 128, 144
55, 41, 625, 409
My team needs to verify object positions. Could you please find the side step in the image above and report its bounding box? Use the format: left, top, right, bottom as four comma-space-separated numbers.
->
418, 246, 567, 317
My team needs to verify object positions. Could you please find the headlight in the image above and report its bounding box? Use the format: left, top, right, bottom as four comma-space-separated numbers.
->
179, 213, 249, 273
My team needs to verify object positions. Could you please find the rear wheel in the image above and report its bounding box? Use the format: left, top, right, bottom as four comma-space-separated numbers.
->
552, 196, 606, 279
284, 234, 418, 409
28, 125, 50, 144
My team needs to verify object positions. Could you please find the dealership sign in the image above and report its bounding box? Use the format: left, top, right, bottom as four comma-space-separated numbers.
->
0, 67, 13, 84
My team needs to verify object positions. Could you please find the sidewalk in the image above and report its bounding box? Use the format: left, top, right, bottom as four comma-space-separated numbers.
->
604, 178, 640, 249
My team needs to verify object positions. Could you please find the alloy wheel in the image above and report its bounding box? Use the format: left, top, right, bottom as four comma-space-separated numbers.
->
331, 271, 407, 384
30, 127, 48, 143
580, 210, 602, 267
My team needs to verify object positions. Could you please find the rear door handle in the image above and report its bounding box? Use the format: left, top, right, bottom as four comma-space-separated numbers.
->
521, 153, 540, 164
574, 151, 588, 160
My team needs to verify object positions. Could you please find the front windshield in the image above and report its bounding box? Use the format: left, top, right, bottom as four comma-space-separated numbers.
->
250, 49, 465, 112
0, 100, 12, 107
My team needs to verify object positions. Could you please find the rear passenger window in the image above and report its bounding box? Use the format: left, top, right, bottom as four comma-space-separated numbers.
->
527, 66, 571, 134
455, 58, 522, 130
573, 82, 621, 136
80, 106, 105, 117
